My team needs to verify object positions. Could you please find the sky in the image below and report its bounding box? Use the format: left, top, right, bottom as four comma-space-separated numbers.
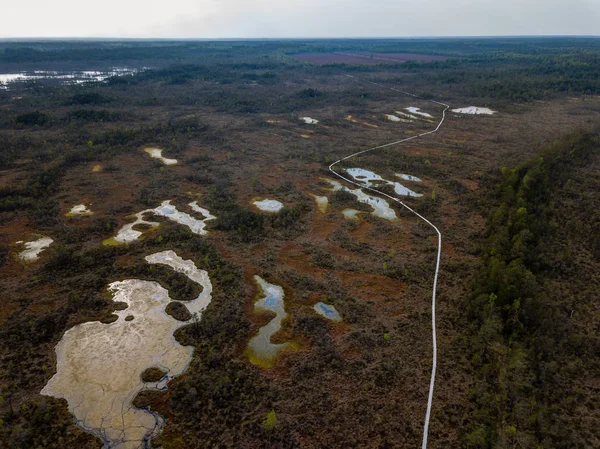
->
2, 0, 599, 38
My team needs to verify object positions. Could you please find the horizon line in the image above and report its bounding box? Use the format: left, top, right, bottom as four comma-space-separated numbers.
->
0, 34, 599, 41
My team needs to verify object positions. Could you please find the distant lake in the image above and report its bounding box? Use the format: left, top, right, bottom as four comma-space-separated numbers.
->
0, 67, 145, 89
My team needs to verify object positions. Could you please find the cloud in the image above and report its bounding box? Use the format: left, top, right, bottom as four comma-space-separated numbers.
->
1, 0, 599, 38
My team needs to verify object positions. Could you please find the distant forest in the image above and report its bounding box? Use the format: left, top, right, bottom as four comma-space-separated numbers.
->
1, 37, 599, 104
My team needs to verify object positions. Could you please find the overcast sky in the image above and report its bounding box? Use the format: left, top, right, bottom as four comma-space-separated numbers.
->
2, 0, 599, 38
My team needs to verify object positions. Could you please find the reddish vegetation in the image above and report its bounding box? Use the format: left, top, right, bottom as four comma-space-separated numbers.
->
292, 52, 448, 65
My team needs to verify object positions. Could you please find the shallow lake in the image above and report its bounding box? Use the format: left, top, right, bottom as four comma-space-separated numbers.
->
41, 250, 213, 449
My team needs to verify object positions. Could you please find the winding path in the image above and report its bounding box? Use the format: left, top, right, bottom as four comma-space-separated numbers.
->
328, 74, 449, 449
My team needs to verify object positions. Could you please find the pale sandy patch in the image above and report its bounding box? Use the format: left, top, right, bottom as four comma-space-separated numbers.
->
451, 106, 496, 115
19, 236, 53, 261
144, 148, 178, 165
253, 199, 284, 213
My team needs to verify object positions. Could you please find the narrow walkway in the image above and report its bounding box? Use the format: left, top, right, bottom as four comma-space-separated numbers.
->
328, 75, 449, 449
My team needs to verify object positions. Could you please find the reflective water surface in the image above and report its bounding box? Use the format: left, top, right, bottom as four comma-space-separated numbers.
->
41, 251, 213, 449
246, 276, 293, 368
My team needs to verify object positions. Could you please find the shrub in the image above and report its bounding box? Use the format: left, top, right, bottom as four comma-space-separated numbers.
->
70, 92, 106, 105
14, 111, 49, 126
67, 109, 118, 122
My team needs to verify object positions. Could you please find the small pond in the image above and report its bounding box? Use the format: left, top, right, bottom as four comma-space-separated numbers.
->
66, 204, 93, 216
310, 194, 329, 213
325, 178, 397, 221
106, 200, 215, 245
405, 107, 433, 118
246, 276, 293, 368
253, 199, 284, 213
144, 148, 178, 166
18, 236, 53, 261
451, 106, 496, 115
346, 168, 423, 198
313, 302, 343, 322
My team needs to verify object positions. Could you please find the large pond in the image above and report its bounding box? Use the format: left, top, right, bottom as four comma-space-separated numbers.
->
246, 276, 293, 368
41, 250, 212, 449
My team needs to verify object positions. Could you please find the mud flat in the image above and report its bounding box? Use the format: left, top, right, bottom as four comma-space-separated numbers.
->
253, 199, 284, 213
346, 168, 423, 197
41, 250, 212, 449
324, 178, 397, 221
313, 302, 343, 322
144, 148, 178, 165
451, 106, 496, 115
18, 236, 53, 261
246, 276, 293, 368
106, 200, 215, 245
